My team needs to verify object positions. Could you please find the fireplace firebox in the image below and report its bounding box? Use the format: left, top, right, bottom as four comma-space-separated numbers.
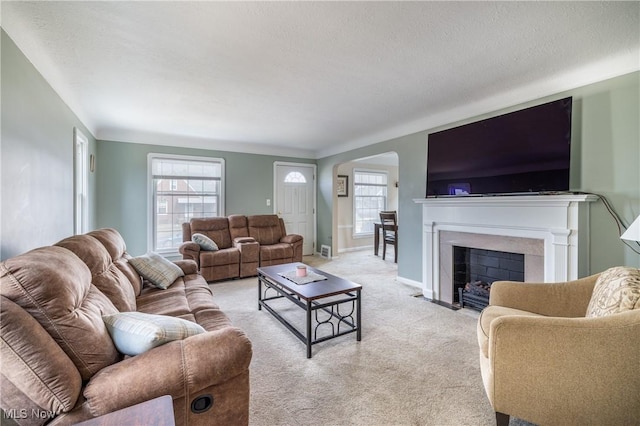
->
454, 247, 524, 310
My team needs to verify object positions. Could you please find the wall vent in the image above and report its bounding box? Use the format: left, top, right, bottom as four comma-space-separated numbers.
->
320, 245, 331, 259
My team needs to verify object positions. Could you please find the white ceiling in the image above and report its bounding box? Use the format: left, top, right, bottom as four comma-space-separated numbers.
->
2, 1, 639, 159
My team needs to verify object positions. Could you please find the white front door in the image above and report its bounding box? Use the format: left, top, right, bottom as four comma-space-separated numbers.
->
274, 163, 316, 256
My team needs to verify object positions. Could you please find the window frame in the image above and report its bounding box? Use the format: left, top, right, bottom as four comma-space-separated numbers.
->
352, 169, 388, 238
73, 127, 89, 235
147, 153, 225, 255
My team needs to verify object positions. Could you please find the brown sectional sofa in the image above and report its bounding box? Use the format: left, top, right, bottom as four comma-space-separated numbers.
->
0, 228, 252, 426
180, 214, 303, 282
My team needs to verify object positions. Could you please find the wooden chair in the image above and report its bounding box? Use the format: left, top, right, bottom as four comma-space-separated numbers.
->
379, 211, 398, 263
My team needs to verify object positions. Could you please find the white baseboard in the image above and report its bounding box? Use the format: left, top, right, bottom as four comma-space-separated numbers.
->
397, 275, 422, 291
337, 246, 372, 254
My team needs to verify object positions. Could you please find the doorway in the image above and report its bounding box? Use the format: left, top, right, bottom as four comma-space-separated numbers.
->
334, 152, 399, 256
274, 162, 316, 256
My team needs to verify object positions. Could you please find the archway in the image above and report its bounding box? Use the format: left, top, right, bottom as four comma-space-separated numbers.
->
333, 152, 399, 257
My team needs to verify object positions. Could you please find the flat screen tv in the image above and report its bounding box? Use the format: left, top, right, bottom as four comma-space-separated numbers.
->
426, 97, 572, 197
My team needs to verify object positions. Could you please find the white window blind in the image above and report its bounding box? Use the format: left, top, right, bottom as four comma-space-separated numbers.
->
149, 155, 224, 253
353, 170, 388, 236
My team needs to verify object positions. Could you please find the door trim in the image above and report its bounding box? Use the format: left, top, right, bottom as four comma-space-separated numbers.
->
274, 161, 317, 255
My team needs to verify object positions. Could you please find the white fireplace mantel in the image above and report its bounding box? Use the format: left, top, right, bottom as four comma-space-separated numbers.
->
414, 194, 598, 301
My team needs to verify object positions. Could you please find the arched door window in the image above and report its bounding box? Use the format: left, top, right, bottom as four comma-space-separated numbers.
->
284, 171, 307, 183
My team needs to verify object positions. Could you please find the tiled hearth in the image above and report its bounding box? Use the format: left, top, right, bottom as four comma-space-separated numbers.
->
414, 194, 597, 301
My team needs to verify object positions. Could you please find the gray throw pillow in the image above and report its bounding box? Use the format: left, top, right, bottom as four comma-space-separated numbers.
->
192, 233, 219, 251
103, 312, 206, 356
129, 252, 185, 289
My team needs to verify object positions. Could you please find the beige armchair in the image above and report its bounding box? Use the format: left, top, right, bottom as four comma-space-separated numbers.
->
477, 270, 640, 426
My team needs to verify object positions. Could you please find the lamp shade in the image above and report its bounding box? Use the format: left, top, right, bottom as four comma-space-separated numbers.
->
621, 215, 640, 242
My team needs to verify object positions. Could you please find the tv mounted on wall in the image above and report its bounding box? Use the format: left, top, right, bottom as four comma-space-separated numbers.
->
426, 97, 573, 197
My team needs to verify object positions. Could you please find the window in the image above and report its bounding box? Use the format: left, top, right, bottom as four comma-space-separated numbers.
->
149, 154, 224, 253
284, 171, 307, 183
353, 170, 388, 236
157, 199, 168, 215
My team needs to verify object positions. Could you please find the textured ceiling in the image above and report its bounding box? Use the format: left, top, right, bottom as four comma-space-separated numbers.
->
2, 1, 639, 158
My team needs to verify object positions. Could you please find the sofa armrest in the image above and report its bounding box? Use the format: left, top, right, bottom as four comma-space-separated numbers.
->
233, 237, 257, 245
83, 327, 252, 416
173, 259, 198, 275
489, 274, 599, 317
488, 311, 640, 423
280, 234, 302, 244
179, 242, 201, 263
234, 238, 259, 261
281, 234, 303, 262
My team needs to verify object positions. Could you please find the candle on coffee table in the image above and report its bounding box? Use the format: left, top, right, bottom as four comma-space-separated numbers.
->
296, 265, 307, 277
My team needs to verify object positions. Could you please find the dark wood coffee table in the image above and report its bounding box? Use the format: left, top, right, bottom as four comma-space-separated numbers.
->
258, 263, 362, 358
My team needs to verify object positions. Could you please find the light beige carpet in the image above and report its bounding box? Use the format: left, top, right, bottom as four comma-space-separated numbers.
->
211, 250, 533, 426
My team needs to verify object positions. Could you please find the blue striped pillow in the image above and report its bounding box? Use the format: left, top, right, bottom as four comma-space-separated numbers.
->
103, 312, 206, 356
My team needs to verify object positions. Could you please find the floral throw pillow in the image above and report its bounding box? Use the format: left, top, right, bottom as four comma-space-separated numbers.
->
586, 266, 640, 317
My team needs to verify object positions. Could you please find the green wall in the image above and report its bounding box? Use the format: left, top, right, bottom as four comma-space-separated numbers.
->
3, 25, 638, 278
317, 71, 640, 283
579, 74, 640, 268
1, 30, 97, 260
96, 140, 314, 256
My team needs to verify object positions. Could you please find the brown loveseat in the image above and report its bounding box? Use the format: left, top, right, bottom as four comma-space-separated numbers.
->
180, 214, 303, 282
0, 228, 252, 426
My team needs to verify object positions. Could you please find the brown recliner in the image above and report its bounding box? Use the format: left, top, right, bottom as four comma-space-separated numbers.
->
0, 228, 252, 426
180, 217, 259, 281
180, 215, 303, 280
247, 215, 303, 266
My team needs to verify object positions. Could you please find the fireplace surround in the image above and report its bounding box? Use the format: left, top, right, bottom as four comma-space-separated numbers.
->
414, 194, 597, 302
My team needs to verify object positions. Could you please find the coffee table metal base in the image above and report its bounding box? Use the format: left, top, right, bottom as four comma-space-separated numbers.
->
258, 267, 361, 358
